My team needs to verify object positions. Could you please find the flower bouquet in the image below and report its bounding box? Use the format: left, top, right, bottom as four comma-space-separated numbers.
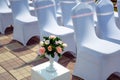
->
39, 35, 67, 58
39, 35, 67, 72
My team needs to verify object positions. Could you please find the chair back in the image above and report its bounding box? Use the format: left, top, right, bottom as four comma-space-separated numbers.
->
0, 0, 10, 10
34, 0, 58, 31
117, 0, 120, 20
60, 0, 77, 26
72, 3, 96, 44
96, 0, 118, 38
80, 0, 95, 11
10, 0, 31, 18
6, 0, 10, 7
54, 0, 60, 12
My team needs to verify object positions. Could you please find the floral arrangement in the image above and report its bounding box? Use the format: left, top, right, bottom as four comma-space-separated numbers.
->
39, 35, 67, 58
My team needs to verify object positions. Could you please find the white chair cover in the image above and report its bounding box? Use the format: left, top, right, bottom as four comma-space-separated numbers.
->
6, 0, 35, 16
117, 0, 120, 29
6, 0, 11, 7
0, 0, 13, 34
78, 0, 96, 11
28, 0, 33, 6
10, 0, 40, 46
51, 0, 63, 26
96, 0, 120, 44
117, 0, 120, 19
60, 0, 77, 29
24, 0, 35, 16
54, 0, 61, 15
34, 0, 76, 57
72, 2, 120, 80
79, 0, 97, 26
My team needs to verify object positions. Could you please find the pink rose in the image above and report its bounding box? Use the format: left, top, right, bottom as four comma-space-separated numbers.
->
49, 35, 56, 39
48, 46, 52, 51
115, 4, 117, 7
56, 46, 62, 53
39, 47, 45, 55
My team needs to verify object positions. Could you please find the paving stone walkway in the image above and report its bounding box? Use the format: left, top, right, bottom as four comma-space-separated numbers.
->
0, 27, 83, 80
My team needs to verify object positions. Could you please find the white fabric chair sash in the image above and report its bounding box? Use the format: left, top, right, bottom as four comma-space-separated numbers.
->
85, 0, 94, 4
72, 12, 93, 18
80, 0, 95, 3
10, 0, 20, 1
60, 1, 76, 4
97, 11, 114, 16
35, 4, 55, 10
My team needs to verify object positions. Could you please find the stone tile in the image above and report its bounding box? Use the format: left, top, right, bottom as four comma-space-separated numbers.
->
0, 57, 25, 71
0, 66, 6, 74
30, 58, 48, 67
9, 66, 32, 80
21, 78, 28, 80
5, 42, 23, 50
66, 62, 75, 73
0, 52, 16, 63
0, 47, 8, 54
21, 76, 31, 80
0, 77, 5, 80
0, 36, 9, 40
0, 37, 12, 46
12, 47, 34, 57
19, 52, 39, 63
0, 72, 16, 80
58, 56, 71, 66
26, 76, 31, 80
28, 44, 39, 52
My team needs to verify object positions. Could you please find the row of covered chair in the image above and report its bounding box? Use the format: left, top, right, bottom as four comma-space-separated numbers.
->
96, 0, 120, 44
1, 0, 120, 79
0, 0, 79, 62
73, 0, 120, 80
60, 0, 77, 29
34, 0, 77, 57
0, 0, 35, 35
0, 0, 77, 56
33, 0, 120, 79
9, 0, 40, 46
0, 0, 96, 35
0, 0, 13, 34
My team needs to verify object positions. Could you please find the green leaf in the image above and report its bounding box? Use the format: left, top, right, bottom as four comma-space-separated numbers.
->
51, 52, 55, 58
39, 55, 45, 59
57, 53, 62, 58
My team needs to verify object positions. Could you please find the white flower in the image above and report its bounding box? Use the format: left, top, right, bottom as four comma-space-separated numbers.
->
63, 43, 67, 47
43, 39, 45, 41
58, 40, 63, 44
55, 41, 59, 44
40, 41, 44, 46
45, 40, 50, 45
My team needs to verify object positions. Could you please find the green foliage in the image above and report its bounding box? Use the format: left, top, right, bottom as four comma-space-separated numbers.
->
39, 35, 67, 58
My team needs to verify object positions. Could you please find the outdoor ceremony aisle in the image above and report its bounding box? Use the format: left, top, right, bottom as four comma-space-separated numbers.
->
0, 27, 82, 80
